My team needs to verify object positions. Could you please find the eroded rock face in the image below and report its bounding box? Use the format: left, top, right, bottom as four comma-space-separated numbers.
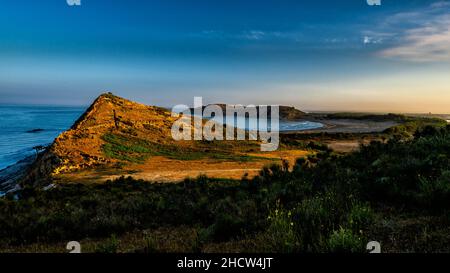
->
21, 92, 178, 187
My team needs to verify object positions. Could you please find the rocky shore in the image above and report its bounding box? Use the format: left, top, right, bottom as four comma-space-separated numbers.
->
0, 156, 35, 194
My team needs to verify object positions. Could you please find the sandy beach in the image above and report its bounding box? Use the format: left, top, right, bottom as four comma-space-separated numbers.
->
284, 118, 399, 134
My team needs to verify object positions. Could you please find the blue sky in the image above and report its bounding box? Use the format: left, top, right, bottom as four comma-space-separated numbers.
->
0, 0, 449, 113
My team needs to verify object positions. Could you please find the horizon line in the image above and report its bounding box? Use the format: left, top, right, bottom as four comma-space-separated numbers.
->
0, 102, 448, 116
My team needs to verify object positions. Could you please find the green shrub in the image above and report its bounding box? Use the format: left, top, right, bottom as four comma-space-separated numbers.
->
143, 232, 158, 253
95, 234, 120, 253
347, 203, 375, 235
327, 228, 363, 253
418, 171, 450, 209
292, 190, 353, 252
206, 214, 244, 242
292, 197, 332, 252
264, 204, 297, 253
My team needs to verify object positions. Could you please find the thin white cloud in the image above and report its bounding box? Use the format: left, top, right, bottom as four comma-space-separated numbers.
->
363, 35, 383, 45
376, 1, 450, 62
241, 30, 266, 40
430, 1, 450, 8
197, 30, 268, 41
379, 14, 450, 62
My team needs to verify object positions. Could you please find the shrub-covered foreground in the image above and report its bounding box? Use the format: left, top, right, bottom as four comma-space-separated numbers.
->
0, 125, 449, 253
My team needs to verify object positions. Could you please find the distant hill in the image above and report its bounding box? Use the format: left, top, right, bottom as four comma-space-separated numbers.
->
279, 106, 307, 120
190, 104, 307, 120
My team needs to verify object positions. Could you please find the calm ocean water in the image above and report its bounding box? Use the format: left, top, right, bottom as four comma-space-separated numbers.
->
0, 105, 323, 171
0, 106, 85, 170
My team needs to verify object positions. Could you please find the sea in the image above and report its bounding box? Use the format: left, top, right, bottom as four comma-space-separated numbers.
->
0, 105, 323, 171
0, 105, 85, 171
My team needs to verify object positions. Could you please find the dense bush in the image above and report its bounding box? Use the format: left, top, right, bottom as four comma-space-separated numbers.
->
264, 204, 297, 253
0, 125, 449, 252
327, 228, 363, 253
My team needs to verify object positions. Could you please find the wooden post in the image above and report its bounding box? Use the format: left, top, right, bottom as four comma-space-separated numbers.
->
113, 110, 119, 129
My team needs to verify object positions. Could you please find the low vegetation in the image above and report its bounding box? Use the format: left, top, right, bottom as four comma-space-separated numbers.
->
326, 112, 447, 138
0, 124, 449, 253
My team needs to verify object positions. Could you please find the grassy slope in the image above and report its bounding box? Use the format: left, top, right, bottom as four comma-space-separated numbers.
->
101, 132, 266, 163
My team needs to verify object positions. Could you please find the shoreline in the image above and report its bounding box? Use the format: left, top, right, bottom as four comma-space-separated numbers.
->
0, 155, 34, 194
283, 118, 399, 134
